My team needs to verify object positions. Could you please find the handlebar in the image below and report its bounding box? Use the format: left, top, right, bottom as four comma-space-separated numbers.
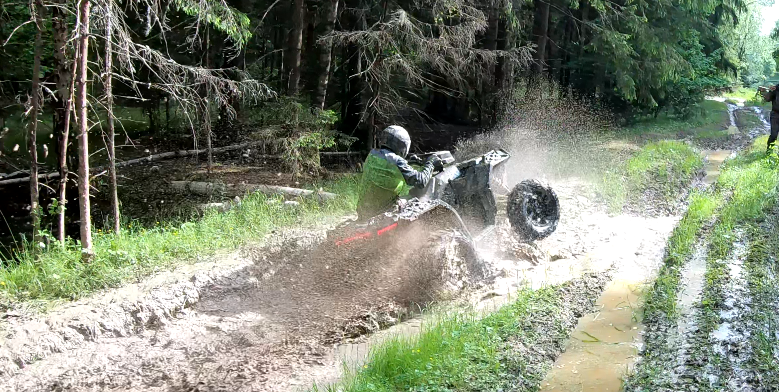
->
407, 151, 456, 167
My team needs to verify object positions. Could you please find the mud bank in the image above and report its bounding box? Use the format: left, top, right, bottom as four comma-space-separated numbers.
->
0, 221, 340, 378
324, 273, 612, 392
624, 103, 776, 392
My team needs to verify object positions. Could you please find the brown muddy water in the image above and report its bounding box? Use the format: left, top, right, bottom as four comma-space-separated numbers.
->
537, 219, 674, 392
540, 279, 643, 392
702, 150, 734, 185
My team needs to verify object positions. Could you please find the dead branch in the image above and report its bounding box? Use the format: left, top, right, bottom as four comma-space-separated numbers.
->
0, 143, 363, 186
170, 181, 338, 202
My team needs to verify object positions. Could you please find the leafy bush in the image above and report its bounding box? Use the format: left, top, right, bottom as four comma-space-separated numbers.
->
245, 97, 357, 176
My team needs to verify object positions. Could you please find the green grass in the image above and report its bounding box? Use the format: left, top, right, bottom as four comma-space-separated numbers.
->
648, 136, 779, 320
0, 175, 359, 305
744, 223, 779, 388
640, 190, 721, 321
600, 140, 704, 212
696, 135, 779, 339
691, 128, 730, 142
619, 100, 729, 138
722, 86, 771, 108
315, 282, 583, 392
723, 87, 757, 102
680, 138, 779, 391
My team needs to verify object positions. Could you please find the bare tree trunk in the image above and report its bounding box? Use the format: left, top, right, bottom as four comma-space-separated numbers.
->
28, 0, 44, 247
481, 3, 500, 125
313, 0, 339, 110
76, 0, 93, 257
165, 96, 170, 132
531, 0, 550, 73
285, 0, 305, 96
275, 25, 284, 92
579, 4, 589, 58
484, 3, 499, 52
493, 14, 512, 124
341, 0, 368, 143
204, 27, 213, 173
53, 0, 75, 243
204, 98, 213, 173
104, 7, 119, 234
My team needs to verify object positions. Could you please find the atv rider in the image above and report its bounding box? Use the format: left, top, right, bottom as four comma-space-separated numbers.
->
356, 125, 442, 220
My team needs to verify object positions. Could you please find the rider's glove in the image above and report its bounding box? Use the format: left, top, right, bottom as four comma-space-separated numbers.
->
426, 155, 443, 169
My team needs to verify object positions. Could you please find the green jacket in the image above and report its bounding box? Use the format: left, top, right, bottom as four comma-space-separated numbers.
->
356, 149, 435, 220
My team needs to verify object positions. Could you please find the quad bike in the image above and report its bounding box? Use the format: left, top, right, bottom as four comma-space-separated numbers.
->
327, 149, 560, 256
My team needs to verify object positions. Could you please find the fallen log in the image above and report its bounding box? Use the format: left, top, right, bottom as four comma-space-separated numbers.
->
0, 143, 364, 186
0, 170, 27, 180
171, 181, 338, 202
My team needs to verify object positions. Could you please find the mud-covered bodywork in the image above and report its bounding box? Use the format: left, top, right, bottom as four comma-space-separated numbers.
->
329, 148, 558, 249
412, 149, 510, 229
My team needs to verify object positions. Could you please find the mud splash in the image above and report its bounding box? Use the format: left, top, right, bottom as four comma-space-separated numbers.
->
306, 180, 678, 391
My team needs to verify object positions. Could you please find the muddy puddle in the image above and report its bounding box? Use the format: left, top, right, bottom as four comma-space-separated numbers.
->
702, 150, 733, 185
539, 279, 643, 392
537, 221, 673, 392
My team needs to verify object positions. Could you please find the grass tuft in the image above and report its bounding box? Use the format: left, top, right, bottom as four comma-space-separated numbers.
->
600, 140, 704, 212
315, 281, 592, 392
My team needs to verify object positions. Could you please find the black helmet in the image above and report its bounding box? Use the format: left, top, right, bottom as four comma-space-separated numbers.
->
380, 125, 411, 158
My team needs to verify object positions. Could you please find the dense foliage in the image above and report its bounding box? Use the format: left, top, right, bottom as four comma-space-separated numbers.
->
0, 0, 777, 144
0, 0, 777, 252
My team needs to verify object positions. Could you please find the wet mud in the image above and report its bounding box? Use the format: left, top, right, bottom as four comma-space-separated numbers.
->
702, 150, 733, 185
0, 174, 680, 392
4, 97, 758, 391
539, 280, 644, 392
624, 100, 774, 392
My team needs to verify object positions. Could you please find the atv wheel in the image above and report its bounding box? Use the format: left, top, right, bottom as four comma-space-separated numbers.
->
507, 180, 560, 241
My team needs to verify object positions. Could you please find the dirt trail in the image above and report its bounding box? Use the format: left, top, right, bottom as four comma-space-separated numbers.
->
537, 209, 675, 392
312, 179, 678, 389
539, 280, 644, 392
0, 174, 679, 392
539, 99, 769, 392
6, 100, 760, 391
620, 101, 773, 392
